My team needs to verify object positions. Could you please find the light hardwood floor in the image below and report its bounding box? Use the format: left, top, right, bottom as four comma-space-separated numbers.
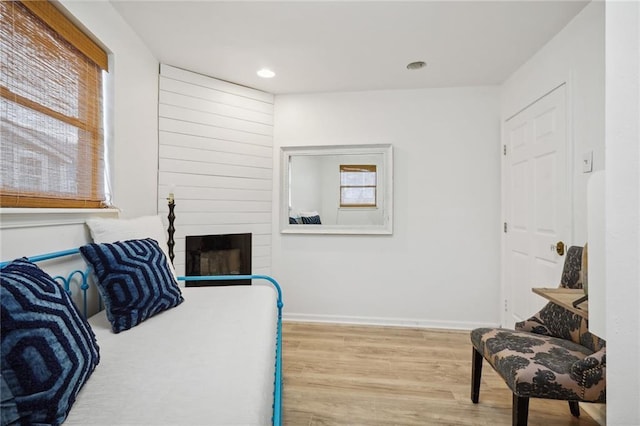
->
282, 322, 600, 426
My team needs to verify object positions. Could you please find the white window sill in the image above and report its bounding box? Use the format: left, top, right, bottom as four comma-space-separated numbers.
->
0, 208, 120, 229
338, 207, 379, 211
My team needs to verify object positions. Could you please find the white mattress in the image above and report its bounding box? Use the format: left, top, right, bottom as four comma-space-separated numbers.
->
65, 285, 278, 426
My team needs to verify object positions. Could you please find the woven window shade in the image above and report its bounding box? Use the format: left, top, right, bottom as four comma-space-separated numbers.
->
340, 164, 377, 207
0, 1, 108, 208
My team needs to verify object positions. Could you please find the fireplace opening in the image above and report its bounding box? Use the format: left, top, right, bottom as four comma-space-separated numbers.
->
185, 233, 251, 286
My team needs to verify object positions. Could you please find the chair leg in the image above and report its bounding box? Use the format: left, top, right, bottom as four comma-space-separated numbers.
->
512, 394, 529, 426
569, 401, 580, 417
471, 347, 483, 403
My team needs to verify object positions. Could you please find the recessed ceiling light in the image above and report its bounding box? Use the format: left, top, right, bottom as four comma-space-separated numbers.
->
257, 68, 275, 78
406, 61, 427, 70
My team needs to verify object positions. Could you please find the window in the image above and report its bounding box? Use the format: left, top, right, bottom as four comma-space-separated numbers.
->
340, 164, 377, 207
0, 1, 108, 208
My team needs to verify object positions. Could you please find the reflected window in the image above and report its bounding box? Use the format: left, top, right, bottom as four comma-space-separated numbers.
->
340, 164, 377, 207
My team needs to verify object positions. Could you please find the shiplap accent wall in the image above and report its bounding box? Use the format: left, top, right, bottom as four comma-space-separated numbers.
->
157, 64, 274, 276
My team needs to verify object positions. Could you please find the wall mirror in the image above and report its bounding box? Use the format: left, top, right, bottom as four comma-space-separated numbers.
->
280, 144, 393, 235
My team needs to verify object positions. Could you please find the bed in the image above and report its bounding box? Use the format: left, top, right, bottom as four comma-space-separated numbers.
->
0, 216, 283, 426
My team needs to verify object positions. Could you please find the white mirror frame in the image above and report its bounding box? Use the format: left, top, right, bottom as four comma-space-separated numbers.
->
280, 144, 393, 235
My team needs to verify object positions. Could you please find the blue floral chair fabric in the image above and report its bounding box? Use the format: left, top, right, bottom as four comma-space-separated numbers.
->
470, 246, 606, 426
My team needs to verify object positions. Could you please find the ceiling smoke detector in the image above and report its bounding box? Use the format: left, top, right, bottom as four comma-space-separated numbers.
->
406, 61, 427, 70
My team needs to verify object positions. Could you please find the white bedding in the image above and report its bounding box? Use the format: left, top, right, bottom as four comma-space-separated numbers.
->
65, 285, 278, 426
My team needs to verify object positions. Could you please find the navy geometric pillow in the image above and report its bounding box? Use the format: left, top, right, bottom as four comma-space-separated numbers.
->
1, 374, 20, 425
80, 238, 184, 333
0, 258, 100, 425
300, 215, 321, 224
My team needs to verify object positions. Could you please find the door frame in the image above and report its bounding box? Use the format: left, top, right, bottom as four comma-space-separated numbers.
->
500, 78, 575, 327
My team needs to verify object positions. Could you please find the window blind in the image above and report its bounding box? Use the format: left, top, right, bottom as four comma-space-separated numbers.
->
0, 0, 108, 208
340, 164, 377, 207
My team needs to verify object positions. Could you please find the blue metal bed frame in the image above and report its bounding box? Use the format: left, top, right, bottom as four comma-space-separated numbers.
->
0, 250, 284, 426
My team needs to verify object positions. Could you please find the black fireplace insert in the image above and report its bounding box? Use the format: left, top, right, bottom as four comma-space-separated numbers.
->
185, 233, 252, 286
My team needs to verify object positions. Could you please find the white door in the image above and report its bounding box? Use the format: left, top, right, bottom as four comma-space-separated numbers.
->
502, 84, 571, 326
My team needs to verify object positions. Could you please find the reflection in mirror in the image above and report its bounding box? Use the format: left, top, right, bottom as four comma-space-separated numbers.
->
280, 144, 393, 235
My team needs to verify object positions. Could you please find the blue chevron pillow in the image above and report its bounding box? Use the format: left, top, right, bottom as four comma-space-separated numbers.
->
0, 258, 100, 425
300, 215, 321, 224
80, 238, 184, 333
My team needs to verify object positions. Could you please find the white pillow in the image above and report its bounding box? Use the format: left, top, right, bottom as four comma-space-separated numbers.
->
85, 215, 177, 279
298, 211, 319, 217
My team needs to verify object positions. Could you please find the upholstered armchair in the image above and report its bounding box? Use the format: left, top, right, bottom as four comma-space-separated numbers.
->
470, 246, 606, 426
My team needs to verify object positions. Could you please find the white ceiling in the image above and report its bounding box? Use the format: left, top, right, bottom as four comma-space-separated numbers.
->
110, 1, 589, 95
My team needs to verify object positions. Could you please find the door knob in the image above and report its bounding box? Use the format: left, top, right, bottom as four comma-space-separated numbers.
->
555, 241, 565, 256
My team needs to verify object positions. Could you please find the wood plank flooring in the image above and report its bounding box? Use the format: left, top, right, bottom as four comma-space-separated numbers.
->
282, 322, 601, 426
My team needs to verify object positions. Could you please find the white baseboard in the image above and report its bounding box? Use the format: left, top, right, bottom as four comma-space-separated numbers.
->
283, 312, 500, 331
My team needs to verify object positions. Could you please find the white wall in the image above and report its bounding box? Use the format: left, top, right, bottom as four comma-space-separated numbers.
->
63, 0, 159, 220
605, 1, 640, 423
0, 0, 158, 260
273, 87, 501, 328
157, 65, 274, 276
289, 155, 322, 218
501, 1, 605, 245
